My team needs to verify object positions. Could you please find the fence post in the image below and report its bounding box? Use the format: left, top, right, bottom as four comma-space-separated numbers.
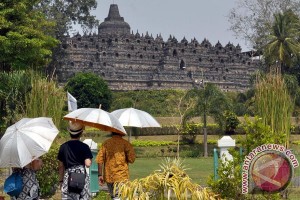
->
213, 148, 218, 180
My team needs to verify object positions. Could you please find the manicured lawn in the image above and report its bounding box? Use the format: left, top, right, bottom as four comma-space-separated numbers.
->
129, 157, 213, 186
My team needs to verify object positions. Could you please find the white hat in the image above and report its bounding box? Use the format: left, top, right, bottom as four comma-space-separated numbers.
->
67, 121, 84, 135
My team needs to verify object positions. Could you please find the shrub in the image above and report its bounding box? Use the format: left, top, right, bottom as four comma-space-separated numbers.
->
224, 111, 240, 135
207, 149, 280, 200
64, 72, 112, 110
131, 140, 177, 147
115, 158, 220, 199
37, 144, 60, 198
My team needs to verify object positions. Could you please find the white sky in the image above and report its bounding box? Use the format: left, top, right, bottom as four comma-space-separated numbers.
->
88, 0, 250, 51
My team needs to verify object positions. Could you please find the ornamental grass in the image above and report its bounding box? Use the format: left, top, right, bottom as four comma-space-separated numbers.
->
255, 68, 294, 148
115, 158, 221, 200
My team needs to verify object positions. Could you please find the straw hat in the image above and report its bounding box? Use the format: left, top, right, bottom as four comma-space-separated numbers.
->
67, 121, 84, 135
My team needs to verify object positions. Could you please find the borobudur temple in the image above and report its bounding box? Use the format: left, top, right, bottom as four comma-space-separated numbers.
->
56, 4, 260, 92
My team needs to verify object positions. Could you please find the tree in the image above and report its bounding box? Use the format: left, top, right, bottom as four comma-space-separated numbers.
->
264, 10, 300, 71
37, 0, 99, 38
36, 0, 99, 76
0, 0, 59, 71
172, 90, 194, 158
64, 72, 112, 111
183, 83, 231, 157
228, 0, 300, 50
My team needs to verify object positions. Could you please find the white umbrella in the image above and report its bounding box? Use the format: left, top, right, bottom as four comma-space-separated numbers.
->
83, 139, 98, 150
0, 117, 59, 168
63, 108, 127, 135
111, 108, 161, 128
111, 108, 161, 141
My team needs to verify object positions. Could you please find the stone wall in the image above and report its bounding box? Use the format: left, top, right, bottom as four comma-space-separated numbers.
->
56, 4, 260, 92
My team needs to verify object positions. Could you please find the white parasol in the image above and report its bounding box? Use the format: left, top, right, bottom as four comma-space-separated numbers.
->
0, 117, 59, 168
64, 108, 127, 135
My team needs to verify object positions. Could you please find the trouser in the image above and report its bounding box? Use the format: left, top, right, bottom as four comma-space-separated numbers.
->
107, 183, 120, 200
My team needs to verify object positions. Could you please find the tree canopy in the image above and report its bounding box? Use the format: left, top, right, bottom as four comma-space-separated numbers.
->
0, 0, 59, 71
37, 0, 99, 38
183, 83, 231, 157
64, 72, 112, 111
228, 0, 300, 50
264, 10, 300, 70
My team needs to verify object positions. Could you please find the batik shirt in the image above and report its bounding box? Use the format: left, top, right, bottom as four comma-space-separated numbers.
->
11, 168, 39, 200
96, 135, 136, 183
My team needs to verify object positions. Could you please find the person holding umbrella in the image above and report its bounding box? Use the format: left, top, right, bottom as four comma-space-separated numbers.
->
96, 132, 136, 200
10, 158, 43, 200
57, 121, 93, 200
0, 117, 59, 199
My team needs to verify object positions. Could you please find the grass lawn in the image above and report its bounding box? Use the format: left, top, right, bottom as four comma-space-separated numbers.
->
129, 157, 213, 186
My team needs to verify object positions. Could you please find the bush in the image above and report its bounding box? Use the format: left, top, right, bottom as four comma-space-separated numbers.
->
110, 90, 186, 116
224, 111, 240, 135
64, 72, 112, 110
37, 144, 60, 198
131, 140, 177, 147
115, 158, 220, 199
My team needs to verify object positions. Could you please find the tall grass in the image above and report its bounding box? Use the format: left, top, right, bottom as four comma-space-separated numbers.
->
0, 71, 31, 127
25, 72, 66, 129
255, 68, 294, 147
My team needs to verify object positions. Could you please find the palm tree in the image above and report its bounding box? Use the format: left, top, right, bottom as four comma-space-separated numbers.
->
183, 83, 231, 157
264, 10, 300, 72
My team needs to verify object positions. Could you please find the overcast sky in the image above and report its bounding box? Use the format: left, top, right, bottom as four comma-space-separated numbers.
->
89, 0, 250, 51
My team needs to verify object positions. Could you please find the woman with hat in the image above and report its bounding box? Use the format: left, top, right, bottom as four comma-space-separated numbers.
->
57, 121, 93, 200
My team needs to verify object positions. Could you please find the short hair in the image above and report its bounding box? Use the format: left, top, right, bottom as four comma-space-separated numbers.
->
70, 131, 82, 139
112, 132, 121, 136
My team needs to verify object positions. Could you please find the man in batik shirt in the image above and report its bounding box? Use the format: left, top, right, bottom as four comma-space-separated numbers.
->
96, 132, 136, 199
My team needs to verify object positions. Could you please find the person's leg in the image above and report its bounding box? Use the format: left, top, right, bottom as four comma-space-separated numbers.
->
106, 183, 115, 199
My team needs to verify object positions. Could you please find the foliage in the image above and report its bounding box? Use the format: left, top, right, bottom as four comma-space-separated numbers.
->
283, 74, 299, 97
64, 72, 112, 111
93, 190, 110, 200
0, 71, 31, 128
115, 158, 221, 200
183, 83, 231, 157
37, 0, 99, 75
183, 83, 231, 132
208, 116, 284, 199
263, 10, 300, 70
228, 0, 300, 49
111, 89, 262, 119
291, 140, 300, 145
226, 91, 255, 116
224, 111, 240, 134
37, 144, 60, 198
181, 123, 201, 144
25, 72, 66, 128
37, 0, 98, 38
0, 0, 59, 71
255, 70, 294, 147
111, 90, 186, 116
131, 140, 177, 147
207, 149, 280, 200
240, 116, 283, 155
207, 149, 243, 199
